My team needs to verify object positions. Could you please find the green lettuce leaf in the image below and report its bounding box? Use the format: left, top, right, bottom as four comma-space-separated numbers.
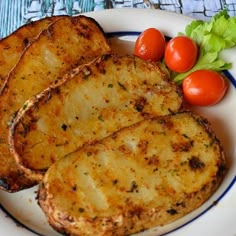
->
173, 9, 236, 83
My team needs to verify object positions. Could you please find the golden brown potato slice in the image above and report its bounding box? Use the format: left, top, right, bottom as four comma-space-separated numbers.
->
10, 54, 183, 182
0, 16, 61, 92
38, 111, 227, 236
0, 15, 111, 192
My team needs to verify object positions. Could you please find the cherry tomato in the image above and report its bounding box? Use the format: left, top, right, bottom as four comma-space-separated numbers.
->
182, 70, 227, 106
164, 36, 198, 73
134, 28, 166, 61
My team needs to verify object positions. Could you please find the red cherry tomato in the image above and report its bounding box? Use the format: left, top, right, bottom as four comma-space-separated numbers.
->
182, 69, 227, 106
134, 28, 166, 61
164, 36, 198, 73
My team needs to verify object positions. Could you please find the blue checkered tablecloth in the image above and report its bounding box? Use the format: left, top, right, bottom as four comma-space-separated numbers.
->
1, 0, 236, 38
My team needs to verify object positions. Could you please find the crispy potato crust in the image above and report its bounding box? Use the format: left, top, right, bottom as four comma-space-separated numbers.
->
0, 15, 111, 192
38, 111, 227, 236
10, 54, 183, 182
0, 17, 62, 191
0, 16, 61, 93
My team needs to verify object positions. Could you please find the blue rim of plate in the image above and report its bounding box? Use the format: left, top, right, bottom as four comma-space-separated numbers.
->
0, 31, 236, 236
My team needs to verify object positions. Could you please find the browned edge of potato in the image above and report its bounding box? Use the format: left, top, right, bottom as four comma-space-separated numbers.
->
0, 15, 111, 192
9, 54, 183, 183
0, 16, 62, 93
38, 111, 227, 236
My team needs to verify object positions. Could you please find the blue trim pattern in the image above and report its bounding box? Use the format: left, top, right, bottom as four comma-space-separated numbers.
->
224, 70, 236, 88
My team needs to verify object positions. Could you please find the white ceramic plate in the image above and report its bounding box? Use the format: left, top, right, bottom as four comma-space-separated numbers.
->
0, 8, 235, 236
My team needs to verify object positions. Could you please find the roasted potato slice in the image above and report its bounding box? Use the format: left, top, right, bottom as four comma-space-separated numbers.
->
38, 111, 227, 236
0, 16, 61, 92
10, 54, 183, 182
0, 15, 111, 192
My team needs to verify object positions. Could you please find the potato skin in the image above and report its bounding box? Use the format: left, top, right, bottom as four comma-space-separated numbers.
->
0, 15, 111, 192
10, 54, 183, 182
38, 111, 227, 236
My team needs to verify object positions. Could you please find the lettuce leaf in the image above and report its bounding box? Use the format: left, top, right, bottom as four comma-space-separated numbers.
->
173, 9, 236, 83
